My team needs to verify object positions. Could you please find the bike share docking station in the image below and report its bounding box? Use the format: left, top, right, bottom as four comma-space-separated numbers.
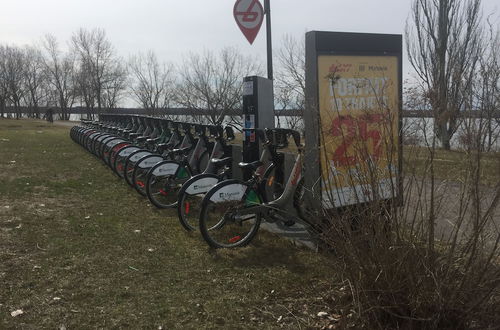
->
236, 75, 315, 248
239, 75, 288, 187
241, 76, 274, 166
231, 76, 275, 180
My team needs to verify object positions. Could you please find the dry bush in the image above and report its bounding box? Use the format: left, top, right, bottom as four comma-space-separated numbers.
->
457, 118, 500, 152
306, 113, 500, 329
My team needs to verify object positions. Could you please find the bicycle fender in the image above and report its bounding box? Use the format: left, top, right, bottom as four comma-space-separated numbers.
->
128, 150, 152, 163
209, 181, 247, 203
151, 161, 180, 176
137, 155, 164, 169
185, 174, 220, 195
118, 146, 140, 157
105, 138, 126, 149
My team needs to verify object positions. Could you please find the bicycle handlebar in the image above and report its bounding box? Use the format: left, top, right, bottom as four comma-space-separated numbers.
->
274, 128, 301, 148
194, 124, 206, 136
242, 128, 301, 148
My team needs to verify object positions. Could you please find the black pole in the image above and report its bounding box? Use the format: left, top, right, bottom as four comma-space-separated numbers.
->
264, 0, 273, 80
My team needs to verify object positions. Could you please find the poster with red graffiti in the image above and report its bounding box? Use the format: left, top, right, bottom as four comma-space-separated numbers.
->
318, 55, 399, 208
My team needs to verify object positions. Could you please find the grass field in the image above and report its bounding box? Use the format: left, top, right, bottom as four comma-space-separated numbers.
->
402, 143, 500, 186
0, 119, 340, 329
1, 119, 498, 329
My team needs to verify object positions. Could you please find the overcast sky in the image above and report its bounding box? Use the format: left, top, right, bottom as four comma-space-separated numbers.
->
1, 0, 499, 78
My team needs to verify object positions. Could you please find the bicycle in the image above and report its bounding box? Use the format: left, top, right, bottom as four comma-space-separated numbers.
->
118, 118, 180, 181
131, 123, 212, 196
144, 124, 224, 208
176, 125, 235, 231
198, 128, 308, 248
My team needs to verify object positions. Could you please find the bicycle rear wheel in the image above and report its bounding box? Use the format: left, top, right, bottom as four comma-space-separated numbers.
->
199, 181, 261, 248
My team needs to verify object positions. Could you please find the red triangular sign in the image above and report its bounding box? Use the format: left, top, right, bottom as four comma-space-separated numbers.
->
233, 0, 264, 45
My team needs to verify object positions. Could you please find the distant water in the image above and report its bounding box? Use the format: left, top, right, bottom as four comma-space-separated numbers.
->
5, 113, 494, 152
403, 117, 500, 151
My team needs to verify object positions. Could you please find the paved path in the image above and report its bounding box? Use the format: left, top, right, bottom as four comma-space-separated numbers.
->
53, 120, 80, 128
261, 177, 499, 250
261, 220, 317, 250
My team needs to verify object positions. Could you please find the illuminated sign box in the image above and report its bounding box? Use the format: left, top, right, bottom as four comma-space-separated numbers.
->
304, 31, 402, 209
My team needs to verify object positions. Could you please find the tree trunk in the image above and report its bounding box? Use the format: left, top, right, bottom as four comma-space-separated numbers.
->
13, 99, 21, 119
436, 121, 451, 150
436, 0, 450, 150
0, 98, 5, 118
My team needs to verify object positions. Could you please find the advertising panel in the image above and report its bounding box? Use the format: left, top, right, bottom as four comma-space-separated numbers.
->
317, 55, 399, 208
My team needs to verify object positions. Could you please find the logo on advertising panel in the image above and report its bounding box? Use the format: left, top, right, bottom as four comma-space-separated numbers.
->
233, 0, 264, 44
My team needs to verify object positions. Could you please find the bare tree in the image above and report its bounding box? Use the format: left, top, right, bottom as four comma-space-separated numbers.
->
23, 46, 49, 119
74, 57, 96, 117
128, 51, 175, 111
472, 20, 500, 151
274, 34, 306, 131
71, 28, 125, 113
102, 60, 127, 109
176, 47, 262, 125
0, 45, 26, 119
276, 34, 305, 106
42, 34, 76, 120
406, 0, 483, 150
0, 45, 10, 118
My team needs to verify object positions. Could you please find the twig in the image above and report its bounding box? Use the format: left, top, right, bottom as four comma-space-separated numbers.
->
254, 307, 277, 319
277, 303, 306, 329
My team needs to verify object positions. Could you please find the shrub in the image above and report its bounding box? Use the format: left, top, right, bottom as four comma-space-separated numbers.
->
308, 130, 500, 329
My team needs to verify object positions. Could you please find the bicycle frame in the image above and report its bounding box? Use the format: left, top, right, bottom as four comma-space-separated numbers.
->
233, 151, 304, 223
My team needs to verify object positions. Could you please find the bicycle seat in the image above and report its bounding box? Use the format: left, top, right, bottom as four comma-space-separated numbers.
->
210, 157, 232, 167
170, 146, 191, 156
238, 160, 263, 171
146, 137, 161, 143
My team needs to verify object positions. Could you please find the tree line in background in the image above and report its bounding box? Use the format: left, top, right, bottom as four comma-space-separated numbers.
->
0, 29, 124, 121
1, 0, 499, 151
0, 27, 304, 130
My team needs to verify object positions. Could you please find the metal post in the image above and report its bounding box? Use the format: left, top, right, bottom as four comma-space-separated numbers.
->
264, 0, 273, 80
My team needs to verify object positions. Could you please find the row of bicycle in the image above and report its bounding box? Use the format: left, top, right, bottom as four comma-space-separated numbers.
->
70, 114, 311, 248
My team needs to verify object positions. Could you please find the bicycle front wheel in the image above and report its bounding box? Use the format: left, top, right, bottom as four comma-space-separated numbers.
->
177, 174, 220, 231
199, 181, 261, 248
132, 155, 164, 196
